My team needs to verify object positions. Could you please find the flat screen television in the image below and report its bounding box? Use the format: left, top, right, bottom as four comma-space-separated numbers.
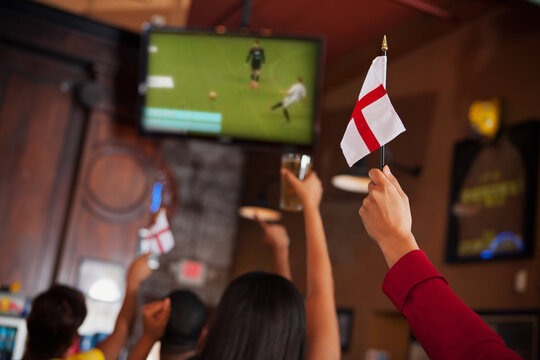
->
139, 27, 324, 150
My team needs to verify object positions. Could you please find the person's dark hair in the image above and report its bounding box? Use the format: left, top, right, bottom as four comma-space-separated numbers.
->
161, 290, 207, 354
24, 285, 87, 359
199, 271, 306, 360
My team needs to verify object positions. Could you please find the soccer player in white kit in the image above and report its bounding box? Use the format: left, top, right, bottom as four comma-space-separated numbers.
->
271, 77, 306, 122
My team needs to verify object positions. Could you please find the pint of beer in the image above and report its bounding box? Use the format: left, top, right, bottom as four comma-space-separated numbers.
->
280, 153, 312, 211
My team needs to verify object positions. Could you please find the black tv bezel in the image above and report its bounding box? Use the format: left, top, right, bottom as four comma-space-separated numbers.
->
138, 25, 326, 153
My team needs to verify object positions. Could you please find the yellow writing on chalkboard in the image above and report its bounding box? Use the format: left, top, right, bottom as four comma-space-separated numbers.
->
460, 178, 524, 208
458, 230, 524, 257
458, 230, 496, 256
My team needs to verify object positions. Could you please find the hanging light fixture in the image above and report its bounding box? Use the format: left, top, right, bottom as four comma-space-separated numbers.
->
238, 204, 281, 222
332, 153, 421, 193
331, 160, 371, 193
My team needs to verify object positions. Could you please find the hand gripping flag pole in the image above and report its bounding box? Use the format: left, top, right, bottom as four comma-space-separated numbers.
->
380, 35, 388, 170
340, 35, 405, 168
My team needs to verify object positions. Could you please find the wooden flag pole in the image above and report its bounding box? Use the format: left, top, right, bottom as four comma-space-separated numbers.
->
380, 35, 388, 170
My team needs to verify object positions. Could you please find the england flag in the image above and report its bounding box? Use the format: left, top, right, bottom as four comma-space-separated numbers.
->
140, 210, 175, 255
340, 56, 405, 167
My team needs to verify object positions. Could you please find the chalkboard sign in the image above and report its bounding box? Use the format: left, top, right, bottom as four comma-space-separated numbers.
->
445, 121, 539, 262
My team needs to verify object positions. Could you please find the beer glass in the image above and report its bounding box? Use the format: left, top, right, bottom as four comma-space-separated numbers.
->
280, 153, 312, 211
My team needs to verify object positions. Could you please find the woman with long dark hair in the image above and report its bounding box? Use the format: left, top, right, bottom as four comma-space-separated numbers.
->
199, 271, 306, 359
199, 170, 340, 360
130, 171, 340, 360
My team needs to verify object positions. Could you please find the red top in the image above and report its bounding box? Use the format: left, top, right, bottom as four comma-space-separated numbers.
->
382, 250, 521, 359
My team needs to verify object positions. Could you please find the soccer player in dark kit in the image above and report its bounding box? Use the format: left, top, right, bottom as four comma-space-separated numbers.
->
246, 39, 265, 89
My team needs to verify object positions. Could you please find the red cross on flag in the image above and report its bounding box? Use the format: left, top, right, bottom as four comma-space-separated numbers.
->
140, 209, 175, 255
340, 56, 405, 166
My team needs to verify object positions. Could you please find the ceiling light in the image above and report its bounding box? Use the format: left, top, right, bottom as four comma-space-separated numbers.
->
331, 160, 371, 193
238, 176, 282, 222
238, 205, 282, 222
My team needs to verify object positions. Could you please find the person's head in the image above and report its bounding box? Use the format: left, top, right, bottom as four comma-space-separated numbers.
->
199, 271, 306, 360
25, 285, 87, 359
253, 39, 260, 48
297, 77, 303, 83
161, 290, 207, 356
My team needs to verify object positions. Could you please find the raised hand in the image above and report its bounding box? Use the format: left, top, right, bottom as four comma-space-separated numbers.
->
282, 168, 340, 360
141, 298, 171, 341
358, 165, 419, 267
126, 253, 153, 291
258, 219, 290, 252
281, 169, 323, 209
257, 218, 292, 280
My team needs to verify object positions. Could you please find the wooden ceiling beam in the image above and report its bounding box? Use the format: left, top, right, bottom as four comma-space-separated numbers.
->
35, 0, 192, 30
391, 0, 455, 20
209, 0, 243, 27
324, 0, 495, 91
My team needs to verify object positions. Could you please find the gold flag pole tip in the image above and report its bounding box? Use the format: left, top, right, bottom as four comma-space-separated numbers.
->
381, 35, 388, 51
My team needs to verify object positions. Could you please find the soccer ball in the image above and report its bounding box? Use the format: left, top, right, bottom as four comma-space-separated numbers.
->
209, 90, 217, 100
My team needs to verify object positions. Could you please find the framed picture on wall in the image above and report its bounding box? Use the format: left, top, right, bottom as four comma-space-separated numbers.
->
407, 311, 539, 360
445, 120, 539, 262
479, 312, 539, 360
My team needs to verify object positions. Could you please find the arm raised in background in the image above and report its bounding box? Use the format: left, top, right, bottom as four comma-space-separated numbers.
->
127, 298, 171, 360
97, 254, 152, 360
359, 166, 521, 360
257, 219, 292, 280
282, 169, 341, 360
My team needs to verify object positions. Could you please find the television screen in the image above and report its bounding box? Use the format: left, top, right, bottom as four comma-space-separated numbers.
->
139, 28, 323, 149
0, 316, 27, 360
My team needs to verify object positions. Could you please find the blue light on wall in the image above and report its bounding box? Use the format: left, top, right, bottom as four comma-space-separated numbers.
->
479, 231, 524, 259
150, 182, 163, 213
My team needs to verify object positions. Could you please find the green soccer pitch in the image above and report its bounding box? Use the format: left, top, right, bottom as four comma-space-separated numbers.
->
144, 32, 320, 145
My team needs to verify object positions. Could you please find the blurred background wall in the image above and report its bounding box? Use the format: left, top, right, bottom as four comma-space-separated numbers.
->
1, 0, 539, 358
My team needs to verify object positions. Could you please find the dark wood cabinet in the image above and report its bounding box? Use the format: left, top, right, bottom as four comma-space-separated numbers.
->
56, 111, 157, 286
0, 45, 88, 295
0, 1, 156, 296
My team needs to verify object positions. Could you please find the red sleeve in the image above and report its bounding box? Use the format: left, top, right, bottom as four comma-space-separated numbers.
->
382, 250, 521, 360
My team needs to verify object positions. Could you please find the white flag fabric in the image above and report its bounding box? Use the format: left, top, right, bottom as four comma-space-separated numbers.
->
140, 210, 175, 255
340, 56, 405, 167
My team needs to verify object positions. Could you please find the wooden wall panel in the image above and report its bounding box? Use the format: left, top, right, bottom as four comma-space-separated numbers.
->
55, 112, 158, 285
0, 1, 157, 294
0, 46, 87, 295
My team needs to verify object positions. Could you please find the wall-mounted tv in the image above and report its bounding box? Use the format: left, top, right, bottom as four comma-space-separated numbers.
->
139, 27, 324, 150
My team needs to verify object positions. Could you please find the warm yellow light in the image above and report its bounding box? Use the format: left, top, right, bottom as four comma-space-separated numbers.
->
331, 174, 370, 193
238, 206, 282, 222
468, 98, 501, 139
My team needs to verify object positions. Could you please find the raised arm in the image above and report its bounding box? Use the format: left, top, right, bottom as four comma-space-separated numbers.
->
257, 219, 292, 280
282, 169, 340, 360
359, 166, 520, 360
97, 254, 152, 360
358, 166, 418, 268
127, 298, 171, 360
